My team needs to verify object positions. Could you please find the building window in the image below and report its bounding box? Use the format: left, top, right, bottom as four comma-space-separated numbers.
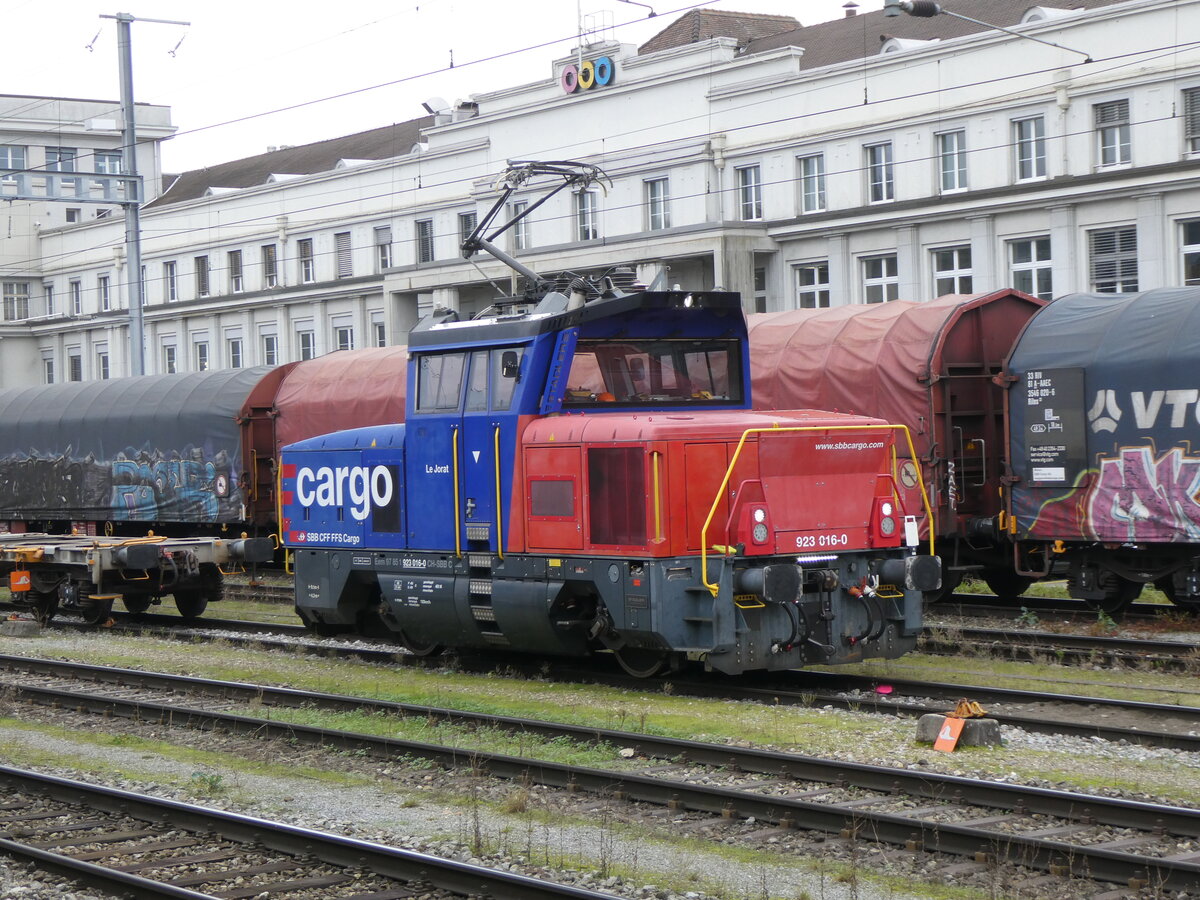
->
862, 254, 899, 303
67, 349, 82, 382
1014, 116, 1046, 180
334, 231, 352, 278
43, 357, 54, 384
645, 177, 671, 230
1009, 237, 1053, 300
227, 337, 243, 369
416, 219, 434, 263
194, 341, 210, 371
2, 282, 30, 321
194, 256, 210, 297
932, 246, 973, 295
66, 208, 81, 223
70, 280, 82, 315
298, 238, 315, 283
163, 261, 178, 302
163, 344, 177, 374
93, 150, 121, 174
334, 325, 354, 352
1185, 87, 1200, 154
795, 263, 830, 308
98, 274, 111, 311
374, 226, 392, 271
1184, 221, 1200, 285
458, 212, 478, 254
510, 200, 530, 250
737, 165, 763, 220
43, 283, 54, 316
261, 332, 279, 366
797, 154, 825, 214
753, 266, 767, 314
1089, 226, 1138, 293
575, 190, 599, 241
937, 130, 968, 192
1095, 100, 1131, 167
298, 330, 316, 361
0, 146, 26, 181
371, 313, 386, 347
46, 147, 78, 191
228, 250, 244, 293
261, 244, 278, 288
865, 142, 894, 203
96, 350, 110, 380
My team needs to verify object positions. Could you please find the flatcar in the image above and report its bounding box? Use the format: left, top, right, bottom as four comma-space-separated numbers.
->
279, 162, 940, 676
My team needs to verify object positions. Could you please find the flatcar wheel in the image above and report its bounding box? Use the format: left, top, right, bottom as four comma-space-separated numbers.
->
1155, 577, 1200, 613
613, 647, 674, 679
30, 591, 59, 626
122, 595, 153, 615
79, 596, 114, 626
396, 629, 444, 658
923, 570, 963, 604
1083, 572, 1141, 616
174, 590, 208, 620
983, 569, 1034, 602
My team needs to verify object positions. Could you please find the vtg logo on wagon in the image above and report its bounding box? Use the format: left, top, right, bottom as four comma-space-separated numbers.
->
560, 56, 616, 94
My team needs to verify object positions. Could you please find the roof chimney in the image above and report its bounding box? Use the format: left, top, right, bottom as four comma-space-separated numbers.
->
843, 1, 859, 16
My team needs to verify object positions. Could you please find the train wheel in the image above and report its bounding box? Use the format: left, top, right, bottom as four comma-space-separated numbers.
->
79, 596, 114, 626
1154, 577, 1200, 613
396, 628, 443, 658
983, 570, 1034, 602
30, 591, 58, 626
1083, 572, 1141, 616
123, 595, 153, 615
613, 647, 676, 679
174, 590, 208, 620
923, 570, 963, 604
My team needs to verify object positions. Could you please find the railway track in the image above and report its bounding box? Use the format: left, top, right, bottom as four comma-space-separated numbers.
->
0, 764, 622, 899
8, 606, 1199, 749
4, 654, 1200, 893
941, 592, 1186, 621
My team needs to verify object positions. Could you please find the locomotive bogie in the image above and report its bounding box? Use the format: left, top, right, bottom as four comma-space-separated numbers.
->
291, 544, 928, 674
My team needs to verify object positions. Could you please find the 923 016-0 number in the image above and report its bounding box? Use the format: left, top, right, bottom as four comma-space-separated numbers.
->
795, 532, 849, 549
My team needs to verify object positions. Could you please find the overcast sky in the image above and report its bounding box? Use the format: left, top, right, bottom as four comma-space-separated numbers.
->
6, 0, 865, 173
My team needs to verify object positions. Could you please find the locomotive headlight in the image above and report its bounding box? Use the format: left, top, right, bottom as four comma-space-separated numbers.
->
879, 516, 897, 536
752, 522, 769, 543
881, 501, 894, 517
753, 507, 767, 523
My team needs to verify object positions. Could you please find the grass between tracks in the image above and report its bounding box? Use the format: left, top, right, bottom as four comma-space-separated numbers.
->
5, 631, 1200, 811
0, 716, 988, 900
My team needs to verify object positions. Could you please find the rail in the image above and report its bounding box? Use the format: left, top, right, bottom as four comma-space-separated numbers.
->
700, 423, 934, 596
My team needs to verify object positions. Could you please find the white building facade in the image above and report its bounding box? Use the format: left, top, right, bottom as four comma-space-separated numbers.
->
4, 0, 1200, 386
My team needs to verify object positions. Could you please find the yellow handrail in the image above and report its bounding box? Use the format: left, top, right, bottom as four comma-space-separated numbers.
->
493, 425, 504, 560
651, 450, 663, 543
700, 423, 935, 597
453, 426, 462, 558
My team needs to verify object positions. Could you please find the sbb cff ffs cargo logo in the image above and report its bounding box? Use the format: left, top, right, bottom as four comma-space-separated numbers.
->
560, 56, 615, 94
294, 464, 394, 522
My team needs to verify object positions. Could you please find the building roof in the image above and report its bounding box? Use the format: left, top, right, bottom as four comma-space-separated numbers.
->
743, 0, 1125, 68
639, 9, 801, 53
149, 116, 433, 207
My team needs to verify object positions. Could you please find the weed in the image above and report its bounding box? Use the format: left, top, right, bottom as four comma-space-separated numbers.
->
1016, 606, 1040, 628
1089, 610, 1119, 635
189, 770, 225, 795
501, 787, 530, 814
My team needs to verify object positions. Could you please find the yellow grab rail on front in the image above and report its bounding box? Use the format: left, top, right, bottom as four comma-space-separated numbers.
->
452, 426, 462, 558
494, 425, 504, 560
700, 423, 934, 597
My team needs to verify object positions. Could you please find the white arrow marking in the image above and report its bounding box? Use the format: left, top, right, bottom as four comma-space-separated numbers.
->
472, 450, 481, 463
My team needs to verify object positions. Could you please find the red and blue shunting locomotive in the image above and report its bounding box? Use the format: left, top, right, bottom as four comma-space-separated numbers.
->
280, 163, 940, 676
